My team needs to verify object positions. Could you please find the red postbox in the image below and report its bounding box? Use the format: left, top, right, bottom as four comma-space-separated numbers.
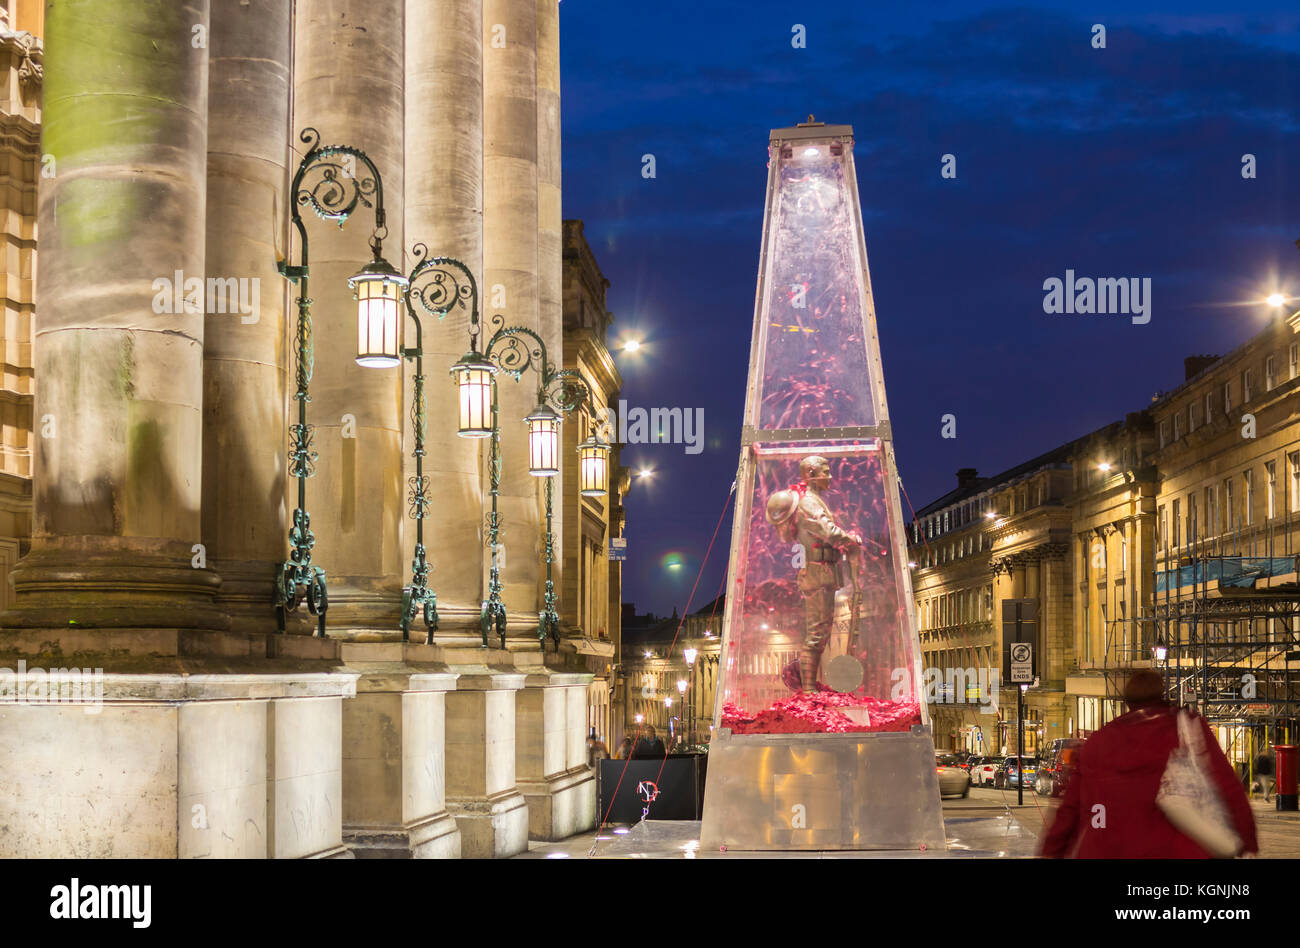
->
1274, 745, 1298, 811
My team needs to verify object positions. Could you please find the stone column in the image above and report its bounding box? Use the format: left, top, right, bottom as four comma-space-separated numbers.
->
201, 0, 292, 638
293, 0, 405, 634
3, 0, 227, 644
536, 0, 563, 619
445, 667, 530, 857
404, 0, 484, 642
515, 670, 596, 840
339, 642, 460, 858
483, 0, 541, 636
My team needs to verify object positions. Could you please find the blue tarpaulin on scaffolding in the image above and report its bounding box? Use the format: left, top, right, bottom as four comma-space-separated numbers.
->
1154, 557, 1298, 594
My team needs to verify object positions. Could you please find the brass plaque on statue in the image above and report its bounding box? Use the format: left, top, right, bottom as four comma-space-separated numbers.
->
824, 654, 865, 694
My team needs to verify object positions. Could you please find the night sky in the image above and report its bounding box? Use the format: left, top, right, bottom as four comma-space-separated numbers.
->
558, 0, 1300, 618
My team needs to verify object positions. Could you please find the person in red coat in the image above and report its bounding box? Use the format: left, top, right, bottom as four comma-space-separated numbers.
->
1039, 670, 1257, 858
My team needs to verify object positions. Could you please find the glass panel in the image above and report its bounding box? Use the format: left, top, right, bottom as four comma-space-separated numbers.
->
719, 440, 923, 734
750, 138, 879, 430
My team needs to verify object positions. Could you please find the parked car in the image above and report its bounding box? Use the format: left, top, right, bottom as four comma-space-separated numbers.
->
993, 755, 1037, 789
1035, 739, 1083, 796
969, 755, 1004, 786
936, 753, 970, 798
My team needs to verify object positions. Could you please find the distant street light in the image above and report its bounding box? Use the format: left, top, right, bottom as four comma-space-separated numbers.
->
683, 647, 698, 665
1098, 462, 1112, 472
622, 339, 642, 353
1267, 293, 1287, 308
636, 468, 654, 479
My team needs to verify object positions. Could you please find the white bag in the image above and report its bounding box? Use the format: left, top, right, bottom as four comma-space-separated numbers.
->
1156, 710, 1241, 858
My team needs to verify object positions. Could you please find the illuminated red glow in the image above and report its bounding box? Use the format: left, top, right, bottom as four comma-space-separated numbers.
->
721, 692, 921, 735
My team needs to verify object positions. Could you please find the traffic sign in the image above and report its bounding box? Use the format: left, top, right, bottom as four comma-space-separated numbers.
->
1010, 643, 1034, 684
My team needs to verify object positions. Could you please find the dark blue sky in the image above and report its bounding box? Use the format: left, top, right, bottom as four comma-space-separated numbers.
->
558, 1, 1300, 617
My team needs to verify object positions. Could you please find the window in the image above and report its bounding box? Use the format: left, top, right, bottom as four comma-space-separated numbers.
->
1159, 420, 1169, 448
1173, 411, 1182, 441
1172, 499, 1181, 548
1205, 485, 1217, 538
1121, 525, 1129, 574
1204, 391, 1214, 424
1267, 461, 1277, 520
1291, 452, 1300, 513
1291, 342, 1298, 381
1189, 401, 1199, 432
1267, 355, 1277, 391
1244, 470, 1254, 526
1242, 369, 1253, 403
1158, 505, 1167, 550
1188, 495, 1198, 545
1224, 479, 1234, 532
1224, 381, 1232, 415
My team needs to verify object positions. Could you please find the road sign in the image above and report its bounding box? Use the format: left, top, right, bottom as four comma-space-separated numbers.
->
1010, 643, 1034, 683
609, 538, 627, 561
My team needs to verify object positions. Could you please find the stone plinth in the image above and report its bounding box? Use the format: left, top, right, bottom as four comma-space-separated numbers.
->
444, 664, 530, 858
0, 670, 357, 858
338, 642, 461, 858
515, 669, 596, 840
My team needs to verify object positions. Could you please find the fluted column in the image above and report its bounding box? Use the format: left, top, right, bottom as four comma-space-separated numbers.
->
293, 0, 405, 635
201, 0, 292, 636
404, 0, 484, 642
483, 0, 540, 638
536, 0, 563, 626
4, 0, 223, 635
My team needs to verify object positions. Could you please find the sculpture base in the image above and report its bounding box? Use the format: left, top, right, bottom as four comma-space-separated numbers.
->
699, 724, 946, 852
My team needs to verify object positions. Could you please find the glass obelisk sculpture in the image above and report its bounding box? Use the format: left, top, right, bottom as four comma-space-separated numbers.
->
700, 119, 945, 852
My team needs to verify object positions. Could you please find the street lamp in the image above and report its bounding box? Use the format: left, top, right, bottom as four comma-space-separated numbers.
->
683, 647, 698, 665
274, 127, 396, 636
464, 314, 604, 651
355, 245, 482, 642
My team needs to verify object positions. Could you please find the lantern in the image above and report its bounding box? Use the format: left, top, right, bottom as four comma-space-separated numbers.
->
576, 433, 610, 497
525, 402, 561, 476
349, 253, 408, 368
683, 647, 698, 665
449, 351, 496, 438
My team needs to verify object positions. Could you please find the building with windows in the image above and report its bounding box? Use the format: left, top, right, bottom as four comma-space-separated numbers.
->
1145, 317, 1300, 766
0, 1, 40, 609
910, 448, 1076, 758
619, 598, 722, 748
910, 307, 1300, 769
560, 218, 627, 750
1067, 412, 1159, 737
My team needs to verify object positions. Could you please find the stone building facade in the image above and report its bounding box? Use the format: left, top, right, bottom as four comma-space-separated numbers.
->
910, 306, 1300, 767
910, 449, 1076, 757
559, 218, 626, 750
0, 2, 39, 610
0, 0, 602, 860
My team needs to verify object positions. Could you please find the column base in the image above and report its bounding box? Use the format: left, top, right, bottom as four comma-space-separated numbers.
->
0, 669, 356, 858
518, 766, 597, 841
345, 811, 462, 858
447, 789, 531, 858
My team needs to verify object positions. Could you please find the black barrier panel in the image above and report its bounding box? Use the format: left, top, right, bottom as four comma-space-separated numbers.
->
597, 755, 706, 823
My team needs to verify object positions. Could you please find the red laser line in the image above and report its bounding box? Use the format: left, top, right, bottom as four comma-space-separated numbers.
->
591, 482, 735, 845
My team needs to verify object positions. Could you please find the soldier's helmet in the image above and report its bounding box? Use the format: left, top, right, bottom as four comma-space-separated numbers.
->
765, 489, 801, 541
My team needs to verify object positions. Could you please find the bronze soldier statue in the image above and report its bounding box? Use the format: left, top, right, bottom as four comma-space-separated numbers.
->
765, 455, 861, 692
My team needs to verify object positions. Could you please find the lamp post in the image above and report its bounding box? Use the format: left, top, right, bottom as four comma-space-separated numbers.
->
275, 128, 396, 636
683, 647, 698, 743
451, 310, 610, 650
354, 245, 482, 642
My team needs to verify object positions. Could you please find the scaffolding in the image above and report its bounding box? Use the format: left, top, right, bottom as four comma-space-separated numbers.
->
1148, 552, 1300, 729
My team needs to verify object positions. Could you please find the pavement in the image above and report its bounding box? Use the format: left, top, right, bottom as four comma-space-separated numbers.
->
513, 784, 1300, 859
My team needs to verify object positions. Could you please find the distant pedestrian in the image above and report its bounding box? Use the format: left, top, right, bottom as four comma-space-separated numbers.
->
615, 737, 633, 760
586, 728, 609, 769
632, 725, 666, 759
1253, 751, 1275, 802
1040, 670, 1257, 858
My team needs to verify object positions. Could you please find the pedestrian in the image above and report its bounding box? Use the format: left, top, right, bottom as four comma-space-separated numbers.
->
586, 728, 609, 769
632, 725, 666, 759
1253, 749, 1275, 803
614, 737, 633, 760
1040, 670, 1257, 858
